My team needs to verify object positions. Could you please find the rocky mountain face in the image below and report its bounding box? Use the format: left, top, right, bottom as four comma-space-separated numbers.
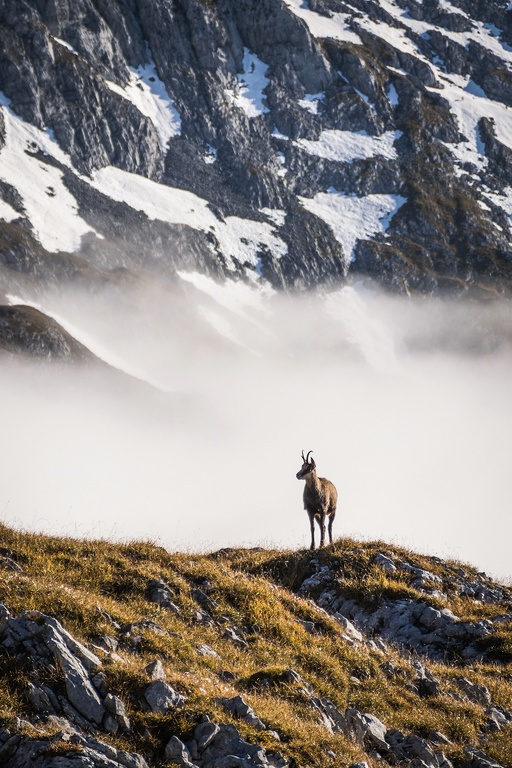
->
0, 305, 95, 360
1, 0, 512, 303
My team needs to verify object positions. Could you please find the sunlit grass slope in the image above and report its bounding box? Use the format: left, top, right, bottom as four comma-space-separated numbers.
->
0, 525, 510, 767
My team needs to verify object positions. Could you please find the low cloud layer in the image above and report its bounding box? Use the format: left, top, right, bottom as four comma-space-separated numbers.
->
1, 277, 511, 582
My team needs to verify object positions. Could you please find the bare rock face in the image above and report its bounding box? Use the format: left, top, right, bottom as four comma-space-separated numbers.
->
0, 606, 130, 735
0, 305, 94, 361
43, 623, 105, 724
0, 0, 512, 294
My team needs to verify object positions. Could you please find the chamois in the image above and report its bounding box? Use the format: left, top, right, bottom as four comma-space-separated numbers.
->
296, 450, 337, 550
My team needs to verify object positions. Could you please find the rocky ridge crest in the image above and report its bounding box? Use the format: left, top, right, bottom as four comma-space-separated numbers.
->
0, 533, 510, 768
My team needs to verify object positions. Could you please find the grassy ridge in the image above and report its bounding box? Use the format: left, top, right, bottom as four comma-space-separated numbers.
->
0, 525, 510, 767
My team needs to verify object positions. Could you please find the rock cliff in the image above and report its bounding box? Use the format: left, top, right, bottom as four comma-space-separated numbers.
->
0, 0, 512, 298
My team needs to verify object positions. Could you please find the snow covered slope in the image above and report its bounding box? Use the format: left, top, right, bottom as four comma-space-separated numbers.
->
0, 0, 511, 296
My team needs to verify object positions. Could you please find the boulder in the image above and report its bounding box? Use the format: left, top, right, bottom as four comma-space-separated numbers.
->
144, 681, 186, 714
457, 677, 492, 707
374, 554, 397, 572
42, 623, 105, 724
195, 722, 221, 751
216, 695, 266, 731
344, 708, 389, 751
165, 735, 195, 767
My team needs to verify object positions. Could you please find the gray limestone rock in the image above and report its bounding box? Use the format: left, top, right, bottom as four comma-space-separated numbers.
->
144, 680, 186, 714
465, 748, 504, 768
26, 683, 55, 714
343, 708, 389, 751
457, 678, 492, 707
223, 627, 248, 648
165, 735, 195, 767
199, 722, 284, 768
0, 727, 150, 767
195, 722, 221, 751
144, 659, 166, 680
43, 623, 105, 724
374, 554, 397, 573
216, 695, 266, 731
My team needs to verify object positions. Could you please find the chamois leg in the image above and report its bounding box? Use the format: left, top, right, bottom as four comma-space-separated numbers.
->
309, 512, 316, 550
318, 512, 326, 548
328, 511, 335, 545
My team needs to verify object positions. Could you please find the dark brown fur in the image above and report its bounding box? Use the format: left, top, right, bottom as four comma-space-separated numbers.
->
296, 451, 337, 550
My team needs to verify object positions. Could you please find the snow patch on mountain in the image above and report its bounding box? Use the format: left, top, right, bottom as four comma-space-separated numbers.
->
298, 93, 324, 114
0, 95, 95, 252
430, 74, 512, 166
105, 54, 181, 149
359, 14, 425, 58
0, 199, 20, 223
299, 190, 407, 261
485, 188, 512, 218
295, 129, 401, 163
89, 166, 287, 271
283, 0, 362, 44
52, 36, 79, 55
227, 49, 269, 117
388, 83, 399, 106
380, 0, 512, 67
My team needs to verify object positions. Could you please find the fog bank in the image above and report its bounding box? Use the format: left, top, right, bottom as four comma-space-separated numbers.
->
1, 278, 511, 582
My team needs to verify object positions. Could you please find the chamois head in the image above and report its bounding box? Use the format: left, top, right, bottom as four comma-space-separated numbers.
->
296, 450, 316, 479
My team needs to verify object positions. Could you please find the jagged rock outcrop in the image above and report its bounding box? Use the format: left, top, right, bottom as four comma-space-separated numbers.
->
0, 305, 94, 361
165, 719, 288, 768
296, 553, 512, 661
0, 720, 149, 768
0, 606, 132, 732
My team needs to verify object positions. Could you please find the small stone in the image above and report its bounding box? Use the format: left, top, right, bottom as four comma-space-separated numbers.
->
93, 634, 119, 652
297, 619, 316, 633
457, 677, 492, 707
218, 670, 236, 683
103, 714, 119, 735
195, 721, 220, 750
216, 695, 266, 730
374, 554, 397, 572
186, 738, 199, 760
223, 627, 248, 648
144, 659, 166, 680
104, 694, 127, 718
91, 673, 109, 698
26, 683, 53, 713
196, 643, 219, 657
165, 735, 194, 766
427, 731, 451, 745
335, 614, 363, 642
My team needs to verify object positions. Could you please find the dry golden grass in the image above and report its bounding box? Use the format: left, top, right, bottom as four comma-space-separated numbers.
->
0, 525, 510, 767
